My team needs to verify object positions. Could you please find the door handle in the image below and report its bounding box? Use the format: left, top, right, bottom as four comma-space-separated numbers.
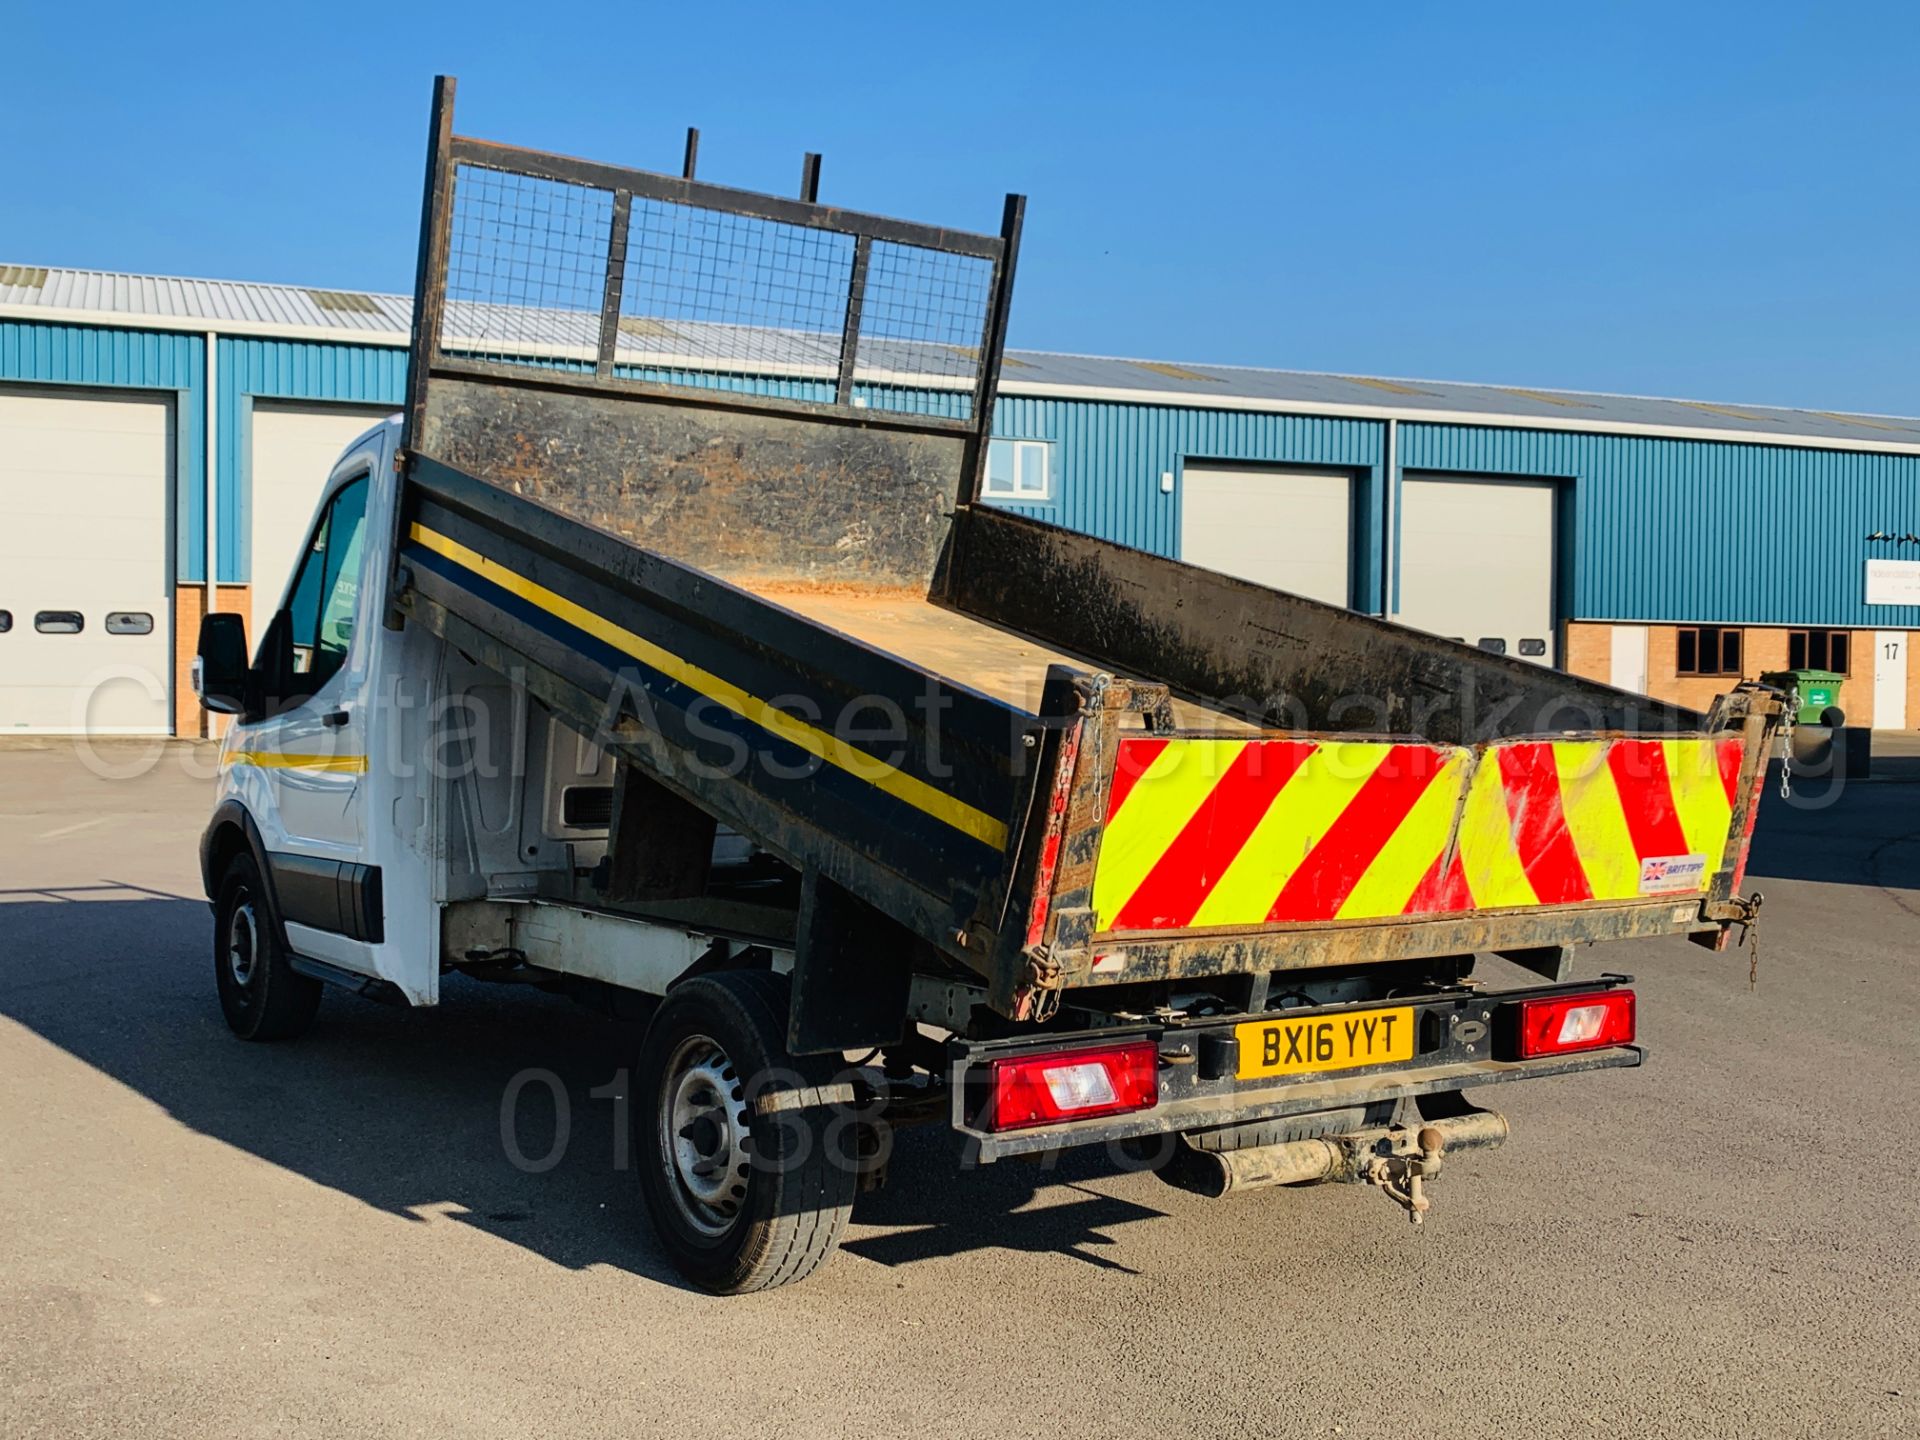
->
321, 708, 350, 728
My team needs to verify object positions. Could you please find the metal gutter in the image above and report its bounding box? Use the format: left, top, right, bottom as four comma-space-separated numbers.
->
993, 379, 1920, 459
0, 302, 411, 349
1381, 415, 1397, 620
204, 329, 220, 738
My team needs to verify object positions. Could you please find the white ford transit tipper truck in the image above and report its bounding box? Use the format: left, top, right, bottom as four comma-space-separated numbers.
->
191, 78, 1784, 1293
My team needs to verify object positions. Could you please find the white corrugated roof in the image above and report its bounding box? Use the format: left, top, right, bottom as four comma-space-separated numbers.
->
0, 264, 413, 337
4, 261, 1918, 452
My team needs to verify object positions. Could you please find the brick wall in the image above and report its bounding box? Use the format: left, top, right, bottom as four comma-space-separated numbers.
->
171, 584, 250, 738
1564, 622, 1611, 685
1564, 621, 1916, 728
1910, 637, 1920, 731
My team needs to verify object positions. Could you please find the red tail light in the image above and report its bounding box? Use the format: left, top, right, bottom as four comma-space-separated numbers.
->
1514, 990, 1636, 1058
985, 1042, 1159, 1131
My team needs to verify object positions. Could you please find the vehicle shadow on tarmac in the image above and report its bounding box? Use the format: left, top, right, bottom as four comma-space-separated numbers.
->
0, 892, 1170, 1291
1741, 770, 1920, 891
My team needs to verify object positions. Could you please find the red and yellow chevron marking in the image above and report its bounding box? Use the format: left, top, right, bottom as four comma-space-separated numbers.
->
1090, 733, 1747, 933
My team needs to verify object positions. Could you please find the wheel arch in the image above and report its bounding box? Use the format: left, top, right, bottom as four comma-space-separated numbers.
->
200, 801, 293, 951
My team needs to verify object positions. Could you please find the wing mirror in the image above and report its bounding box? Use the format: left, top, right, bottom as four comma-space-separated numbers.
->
193, 613, 255, 718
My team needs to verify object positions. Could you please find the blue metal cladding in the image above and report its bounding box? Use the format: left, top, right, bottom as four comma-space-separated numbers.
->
12, 312, 1920, 629
0, 320, 205, 579
988, 396, 1389, 612
1398, 423, 1920, 629
216, 338, 407, 582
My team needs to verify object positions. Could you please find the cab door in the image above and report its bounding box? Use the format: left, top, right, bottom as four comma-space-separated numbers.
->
227, 463, 379, 966
246, 472, 372, 848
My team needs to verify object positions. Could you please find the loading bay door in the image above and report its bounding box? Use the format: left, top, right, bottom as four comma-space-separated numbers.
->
1398, 473, 1558, 666
0, 387, 174, 733
1180, 464, 1354, 608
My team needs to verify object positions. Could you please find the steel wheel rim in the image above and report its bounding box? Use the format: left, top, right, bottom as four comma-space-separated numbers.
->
227, 893, 259, 990
657, 1032, 751, 1239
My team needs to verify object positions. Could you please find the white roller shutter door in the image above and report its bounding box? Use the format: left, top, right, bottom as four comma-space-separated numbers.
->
0, 388, 173, 733
1180, 464, 1353, 607
1398, 473, 1557, 666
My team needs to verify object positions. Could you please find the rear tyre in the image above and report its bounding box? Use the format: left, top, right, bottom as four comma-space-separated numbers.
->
634, 970, 856, 1294
213, 851, 322, 1041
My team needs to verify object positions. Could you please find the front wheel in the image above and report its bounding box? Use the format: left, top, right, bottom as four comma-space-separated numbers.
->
213, 851, 321, 1041
634, 970, 857, 1294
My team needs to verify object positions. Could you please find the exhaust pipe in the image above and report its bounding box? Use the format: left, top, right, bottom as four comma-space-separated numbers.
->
1162, 1108, 1510, 1199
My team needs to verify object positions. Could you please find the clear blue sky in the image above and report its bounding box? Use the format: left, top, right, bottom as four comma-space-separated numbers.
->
5, 1, 1917, 413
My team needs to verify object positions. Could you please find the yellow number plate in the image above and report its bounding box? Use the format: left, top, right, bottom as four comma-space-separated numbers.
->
1235, 1006, 1416, 1080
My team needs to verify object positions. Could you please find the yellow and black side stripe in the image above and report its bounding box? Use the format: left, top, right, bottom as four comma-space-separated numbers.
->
223, 751, 369, 774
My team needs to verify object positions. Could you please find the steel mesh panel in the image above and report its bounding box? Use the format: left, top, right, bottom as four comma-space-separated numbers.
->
853, 240, 994, 413
441, 166, 613, 367
616, 197, 854, 386
434, 160, 1000, 414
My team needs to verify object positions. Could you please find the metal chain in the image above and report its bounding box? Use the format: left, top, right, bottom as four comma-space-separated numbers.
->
1778, 690, 1796, 799
1734, 891, 1764, 990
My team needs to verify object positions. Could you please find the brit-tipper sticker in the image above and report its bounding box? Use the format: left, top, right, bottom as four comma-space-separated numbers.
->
1640, 854, 1708, 894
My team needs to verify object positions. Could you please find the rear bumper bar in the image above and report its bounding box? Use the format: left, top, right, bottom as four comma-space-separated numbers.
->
949, 976, 1642, 1162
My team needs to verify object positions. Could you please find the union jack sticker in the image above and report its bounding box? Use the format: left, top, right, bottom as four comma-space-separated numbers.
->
1639, 853, 1708, 894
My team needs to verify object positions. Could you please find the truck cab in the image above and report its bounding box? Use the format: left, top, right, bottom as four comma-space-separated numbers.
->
198, 417, 440, 1012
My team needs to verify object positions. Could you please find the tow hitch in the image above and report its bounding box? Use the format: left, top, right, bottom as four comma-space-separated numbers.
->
1158, 1107, 1509, 1225
1364, 1127, 1446, 1224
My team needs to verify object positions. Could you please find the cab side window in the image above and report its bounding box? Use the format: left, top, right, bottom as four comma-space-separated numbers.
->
272, 475, 370, 698
313, 479, 368, 687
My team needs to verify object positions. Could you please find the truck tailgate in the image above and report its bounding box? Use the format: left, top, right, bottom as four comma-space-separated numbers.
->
1092, 732, 1744, 932
1017, 691, 1777, 1006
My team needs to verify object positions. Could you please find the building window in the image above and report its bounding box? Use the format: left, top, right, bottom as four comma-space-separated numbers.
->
1788, 629, 1849, 673
1676, 626, 1742, 677
984, 438, 1052, 502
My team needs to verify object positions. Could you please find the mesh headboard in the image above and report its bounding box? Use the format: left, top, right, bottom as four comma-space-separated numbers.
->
399, 78, 1023, 586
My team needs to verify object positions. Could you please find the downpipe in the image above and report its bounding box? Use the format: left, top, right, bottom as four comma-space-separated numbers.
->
1159, 1109, 1510, 1224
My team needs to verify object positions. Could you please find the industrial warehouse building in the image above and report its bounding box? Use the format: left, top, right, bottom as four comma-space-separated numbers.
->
6, 262, 1920, 737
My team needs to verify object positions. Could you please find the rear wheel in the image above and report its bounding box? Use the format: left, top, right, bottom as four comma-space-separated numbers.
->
634, 970, 856, 1294
213, 851, 321, 1041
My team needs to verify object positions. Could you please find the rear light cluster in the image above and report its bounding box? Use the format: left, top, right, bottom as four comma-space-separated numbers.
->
1514, 989, 1636, 1058
986, 1041, 1159, 1131
979, 990, 1632, 1132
